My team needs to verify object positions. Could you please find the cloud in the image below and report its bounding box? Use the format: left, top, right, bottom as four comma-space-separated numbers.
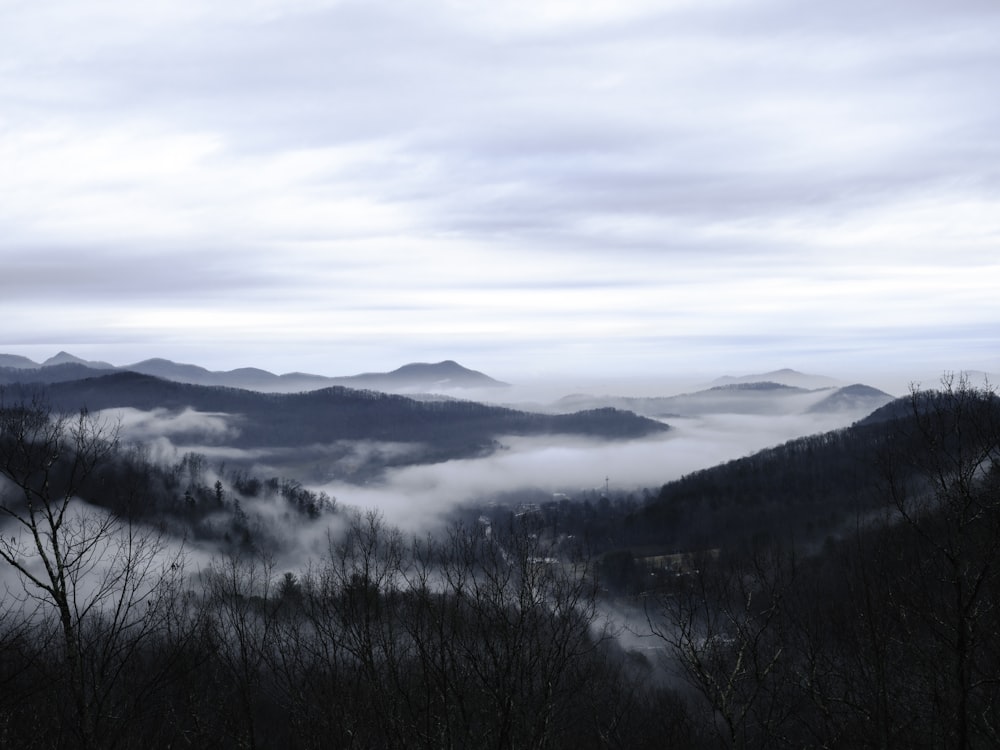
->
107, 407, 239, 441
316, 408, 868, 530
1, 0, 998, 379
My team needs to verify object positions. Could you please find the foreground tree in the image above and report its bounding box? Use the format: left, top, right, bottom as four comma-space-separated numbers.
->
872, 374, 1000, 748
647, 545, 798, 749
0, 393, 188, 749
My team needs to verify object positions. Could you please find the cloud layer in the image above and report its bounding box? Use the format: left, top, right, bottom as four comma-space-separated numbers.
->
2, 0, 998, 381
317, 409, 871, 530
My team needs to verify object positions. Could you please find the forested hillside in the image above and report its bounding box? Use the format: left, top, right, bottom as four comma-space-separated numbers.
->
0, 377, 997, 748
0, 373, 667, 480
0, 356, 510, 393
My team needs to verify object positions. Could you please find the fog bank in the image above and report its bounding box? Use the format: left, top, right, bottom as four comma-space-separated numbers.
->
317, 410, 865, 530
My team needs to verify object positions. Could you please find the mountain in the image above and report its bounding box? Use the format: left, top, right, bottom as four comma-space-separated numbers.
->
625, 383, 999, 555
42, 351, 115, 369
625, 396, 903, 551
7, 372, 666, 481
0, 351, 115, 372
0, 352, 508, 394
0, 353, 39, 369
554, 381, 890, 419
710, 368, 843, 389
124, 358, 299, 390
806, 383, 894, 414
330, 360, 508, 391
125, 358, 220, 383
553, 393, 682, 419
1, 362, 110, 385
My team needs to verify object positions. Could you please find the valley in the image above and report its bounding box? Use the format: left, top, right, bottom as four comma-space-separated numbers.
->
1, 353, 998, 748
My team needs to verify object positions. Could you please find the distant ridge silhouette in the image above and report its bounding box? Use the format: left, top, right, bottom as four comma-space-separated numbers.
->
0, 352, 508, 394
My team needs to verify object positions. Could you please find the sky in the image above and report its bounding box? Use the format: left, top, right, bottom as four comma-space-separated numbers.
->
2, 0, 999, 388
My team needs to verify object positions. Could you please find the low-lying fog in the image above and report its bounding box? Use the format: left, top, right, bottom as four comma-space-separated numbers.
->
314, 410, 871, 529
108, 400, 880, 532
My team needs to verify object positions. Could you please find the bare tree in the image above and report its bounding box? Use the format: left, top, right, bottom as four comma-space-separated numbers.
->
200, 551, 283, 750
423, 515, 609, 750
0, 392, 186, 749
872, 374, 1000, 748
646, 546, 796, 749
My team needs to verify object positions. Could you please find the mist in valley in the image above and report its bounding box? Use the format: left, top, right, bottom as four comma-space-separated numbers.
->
314, 409, 875, 532
99, 373, 890, 537
4, 362, 1000, 748
3, 0, 997, 736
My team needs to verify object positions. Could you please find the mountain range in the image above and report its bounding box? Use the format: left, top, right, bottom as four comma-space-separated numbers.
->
1, 353, 899, 427
709, 368, 844, 389
554, 380, 894, 419
0, 367, 666, 481
0, 352, 508, 393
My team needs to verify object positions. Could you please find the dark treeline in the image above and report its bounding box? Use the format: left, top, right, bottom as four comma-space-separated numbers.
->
71, 441, 334, 552
1, 377, 999, 748
5, 371, 667, 447
640, 378, 1000, 748
465, 412, 917, 591
0, 392, 677, 749
628, 420, 885, 554
0, 371, 667, 483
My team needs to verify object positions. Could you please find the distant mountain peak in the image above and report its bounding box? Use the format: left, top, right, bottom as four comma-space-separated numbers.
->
343, 360, 509, 390
708, 381, 808, 393
0, 353, 40, 369
806, 383, 894, 414
41, 351, 114, 369
0, 351, 512, 393
711, 369, 842, 389
391, 360, 489, 377
42, 351, 85, 366
391, 360, 461, 372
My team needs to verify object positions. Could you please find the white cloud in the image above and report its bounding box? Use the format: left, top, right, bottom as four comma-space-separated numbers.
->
314, 407, 870, 531
1, 0, 998, 379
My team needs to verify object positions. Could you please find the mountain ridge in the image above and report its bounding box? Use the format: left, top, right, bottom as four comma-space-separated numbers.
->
554, 381, 893, 419
0, 352, 508, 394
710, 368, 843, 389
0, 371, 667, 481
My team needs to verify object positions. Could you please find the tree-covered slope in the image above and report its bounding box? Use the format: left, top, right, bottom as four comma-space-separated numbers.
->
4, 372, 667, 452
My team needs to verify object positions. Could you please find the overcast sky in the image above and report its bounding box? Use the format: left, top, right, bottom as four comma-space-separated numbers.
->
2, 0, 998, 386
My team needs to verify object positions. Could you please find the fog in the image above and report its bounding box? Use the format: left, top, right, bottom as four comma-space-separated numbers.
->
2, 389, 890, 599
0, 489, 189, 611
111, 407, 236, 439
313, 410, 868, 531
97, 387, 886, 538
